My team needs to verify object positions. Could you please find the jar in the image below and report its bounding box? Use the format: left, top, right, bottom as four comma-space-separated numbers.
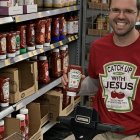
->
66, 13, 74, 35
53, 0, 63, 7
73, 12, 79, 34
51, 17, 60, 43
16, 31, 20, 55
16, 114, 26, 139
38, 56, 50, 84
44, 18, 52, 46
66, 65, 83, 96
26, 23, 35, 51
64, 0, 69, 6
0, 76, 10, 107
0, 120, 4, 140
17, 25, 27, 54
60, 46, 67, 71
6, 32, 16, 58
35, 19, 46, 49
44, 0, 53, 7
20, 108, 29, 140
51, 48, 62, 78
0, 33, 7, 60
59, 15, 66, 40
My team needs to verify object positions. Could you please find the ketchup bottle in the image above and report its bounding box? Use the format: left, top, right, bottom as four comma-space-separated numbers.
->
66, 65, 83, 96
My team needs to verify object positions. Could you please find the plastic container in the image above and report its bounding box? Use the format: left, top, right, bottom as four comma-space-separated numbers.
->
66, 65, 83, 96
0, 76, 10, 107
20, 108, 29, 140
0, 33, 7, 60
51, 48, 62, 78
38, 56, 50, 84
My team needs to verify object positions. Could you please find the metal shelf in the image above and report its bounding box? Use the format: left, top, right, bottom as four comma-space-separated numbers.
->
0, 16, 14, 25
0, 34, 78, 69
0, 77, 61, 119
13, 5, 80, 23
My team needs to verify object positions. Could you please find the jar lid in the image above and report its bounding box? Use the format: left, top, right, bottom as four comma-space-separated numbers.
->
39, 56, 47, 60
16, 114, 25, 121
53, 48, 59, 52
0, 120, 4, 126
60, 46, 66, 51
20, 108, 28, 115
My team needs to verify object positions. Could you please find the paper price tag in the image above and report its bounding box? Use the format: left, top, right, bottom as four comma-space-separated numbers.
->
67, 7, 70, 11
50, 44, 55, 49
59, 41, 63, 46
40, 48, 44, 53
71, 36, 75, 41
18, 55, 24, 61
15, 16, 20, 22
4, 59, 10, 66
28, 52, 33, 57
74, 6, 77, 11
33, 50, 37, 55
68, 37, 72, 42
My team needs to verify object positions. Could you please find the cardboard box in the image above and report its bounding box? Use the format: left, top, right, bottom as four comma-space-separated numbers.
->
0, 61, 38, 103
23, 4, 37, 14
45, 90, 74, 121
0, 6, 23, 15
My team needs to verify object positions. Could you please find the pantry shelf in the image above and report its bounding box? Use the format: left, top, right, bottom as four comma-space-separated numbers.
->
13, 5, 80, 23
0, 16, 14, 25
0, 34, 78, 69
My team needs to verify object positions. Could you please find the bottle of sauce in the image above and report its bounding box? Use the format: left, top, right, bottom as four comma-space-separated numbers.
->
20, 108, 29, 140
26, 23, 35, 51
51, 17, 60, 43
16, 114, 26, 139
66, 65, 83, 96
38, 55, 50, 84
6, 32, 16, 58
59, 14, 66, 40
17, 25, 27, 54
35, 19, 46, 49
44, 18, 52, 47
60, 46, 67, 71
0, 33, 7, 60
0, 119, 4, 140
51, 48, 62, 78
66, 13, 74, 35
0, 76, 10, 107
16, 31, 20, 56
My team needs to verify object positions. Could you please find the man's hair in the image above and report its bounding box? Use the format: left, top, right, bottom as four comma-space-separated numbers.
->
108, 0, 140, 10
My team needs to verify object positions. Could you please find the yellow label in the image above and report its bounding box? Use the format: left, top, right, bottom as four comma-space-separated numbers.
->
4, 59, 10, 66
33, 50, 37, 55
75, 35, 78, 39
28, 52, 33, 57
68, 37, 72, 42
15, 16, 20, 22
67, 7, 70, 11
18, 55, 24, 61
74, 6, 77, 11
71, 36, 75, 40
51, 44, 55, 49
40, 48, 44, 53
59, 41, 63, 46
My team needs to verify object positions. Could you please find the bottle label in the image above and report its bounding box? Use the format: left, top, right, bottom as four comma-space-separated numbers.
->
11, 36, 16, 50
2, 81, 9, 100
16, 34, 20, 48
74, 21, 78, 33
0, 37, 6, 51
68, 69, 81, 88
57, 59, 61, 72
67, 21, 74, 34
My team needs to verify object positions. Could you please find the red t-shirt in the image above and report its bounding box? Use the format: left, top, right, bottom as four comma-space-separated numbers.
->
88, 33, 140, 135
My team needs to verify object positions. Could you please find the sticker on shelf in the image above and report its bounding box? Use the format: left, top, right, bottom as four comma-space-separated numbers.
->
59, 41, 63, 46
28, 52, 33, 57
40, 48, 44, 53
18, 55, 24, 61
50, 44, 55, 49
67, 7, 70, 12
33, 50, 37, 55
71, 36, 75, 41
68, 37, 72, 42
74, 6, 77, 11
4, 59, 10, 66
15, 16, 21, 22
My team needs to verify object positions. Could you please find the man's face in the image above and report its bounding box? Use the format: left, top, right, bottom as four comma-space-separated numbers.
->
109, 0, 139, 36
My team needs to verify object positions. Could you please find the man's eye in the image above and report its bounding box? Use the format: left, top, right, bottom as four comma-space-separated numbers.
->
124, 9, 134, 14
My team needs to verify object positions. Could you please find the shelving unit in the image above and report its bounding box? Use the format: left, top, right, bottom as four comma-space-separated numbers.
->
0, 1, 82, 139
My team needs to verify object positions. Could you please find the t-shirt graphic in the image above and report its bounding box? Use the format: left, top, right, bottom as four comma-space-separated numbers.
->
99, 61, 140, 113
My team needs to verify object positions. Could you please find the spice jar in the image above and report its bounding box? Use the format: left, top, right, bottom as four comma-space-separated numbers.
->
0, 33, 7, 60
44, 18, 52, 46
35, 19, 46, 49
20, 108, 29, 140
51, 48, 62, 78
26, 23, 35, 51
16, 31, 20, 55
0, 120, 4, 140
17, 25, 27, 54
0, 76, 10, 107
16, 114, 26, 139
66, 65, 83, 96
59, 15, 66, 40
6, 32, 16, 58
38, 55, 50, 84
51, 17, 60, 43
